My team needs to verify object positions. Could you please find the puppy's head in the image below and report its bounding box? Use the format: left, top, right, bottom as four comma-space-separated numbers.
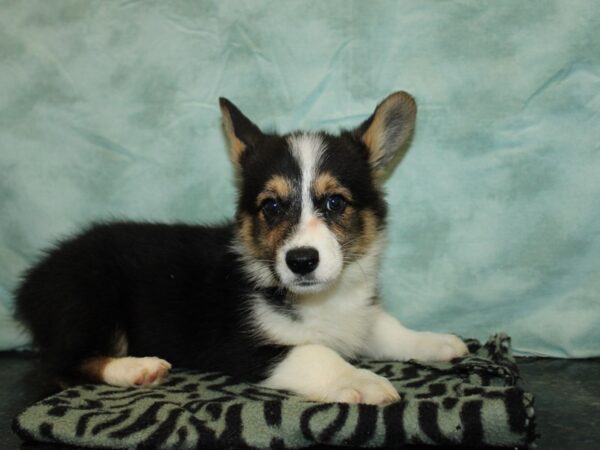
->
221, 92, 416, 294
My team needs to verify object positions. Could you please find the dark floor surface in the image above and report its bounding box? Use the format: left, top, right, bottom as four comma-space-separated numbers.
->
1, 352, 598, 450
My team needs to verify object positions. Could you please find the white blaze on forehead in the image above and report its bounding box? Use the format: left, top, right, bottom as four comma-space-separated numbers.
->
278, 133, 343, 292
287, 133, 325, 218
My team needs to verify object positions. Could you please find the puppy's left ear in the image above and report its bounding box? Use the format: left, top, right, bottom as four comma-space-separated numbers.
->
219, 97, 263, 167
355, 91, 416, 177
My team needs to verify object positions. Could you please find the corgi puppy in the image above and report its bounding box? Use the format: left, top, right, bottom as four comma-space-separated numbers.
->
15, 92, 468, 405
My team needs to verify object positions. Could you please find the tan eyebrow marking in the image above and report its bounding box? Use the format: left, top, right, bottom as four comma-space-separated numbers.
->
313, 172, 353, 201
256, 175, 292, 206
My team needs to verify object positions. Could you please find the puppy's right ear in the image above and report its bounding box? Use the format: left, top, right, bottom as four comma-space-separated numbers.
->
219, 98, 263, 166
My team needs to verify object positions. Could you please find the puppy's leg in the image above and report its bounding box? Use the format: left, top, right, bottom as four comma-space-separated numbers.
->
80, 356, 172, 387
364, 310, 468, 362
262, 344, 399, 405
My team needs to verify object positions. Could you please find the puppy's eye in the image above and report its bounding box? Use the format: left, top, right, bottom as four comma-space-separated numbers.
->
261, 198, 283, 220
325, 194, 346, 214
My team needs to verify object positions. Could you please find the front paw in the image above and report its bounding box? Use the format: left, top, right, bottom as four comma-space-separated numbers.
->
322, 368, 400, 405
414, 332, 469, 362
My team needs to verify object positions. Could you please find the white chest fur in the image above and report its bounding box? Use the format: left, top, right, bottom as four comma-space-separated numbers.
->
250, 242, 383, 358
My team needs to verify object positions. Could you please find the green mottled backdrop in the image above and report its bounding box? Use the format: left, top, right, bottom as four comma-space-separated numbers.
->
1, 1, 599, 356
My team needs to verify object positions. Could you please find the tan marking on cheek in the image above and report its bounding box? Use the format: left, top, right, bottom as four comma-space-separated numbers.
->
353, 209, 380, 254
330, 206, 355, 243
331, 224, 348, 247
256, 175, 292, 206
264, 222, 291, 255
333, 208, 381, 260
238, 213, 262, 258
239, 211, 291, 260
313, 173, 353, 201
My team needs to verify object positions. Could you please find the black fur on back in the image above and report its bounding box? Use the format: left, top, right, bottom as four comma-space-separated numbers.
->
15, 221, 288, 383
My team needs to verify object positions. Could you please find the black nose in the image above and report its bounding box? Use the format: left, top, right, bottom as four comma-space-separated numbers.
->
286, 247, 319, 275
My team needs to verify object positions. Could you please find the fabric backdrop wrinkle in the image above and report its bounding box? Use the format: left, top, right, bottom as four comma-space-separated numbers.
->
0, 0, 598, 357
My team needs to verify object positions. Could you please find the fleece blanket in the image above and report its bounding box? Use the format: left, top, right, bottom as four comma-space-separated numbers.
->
13, 334, 536, 449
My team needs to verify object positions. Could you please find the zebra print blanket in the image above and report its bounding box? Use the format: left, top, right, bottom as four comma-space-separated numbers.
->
13, 334, 536, 449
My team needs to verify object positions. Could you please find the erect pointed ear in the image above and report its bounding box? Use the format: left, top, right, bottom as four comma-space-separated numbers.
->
355, 91, 416, 177
219, 97, 263, 166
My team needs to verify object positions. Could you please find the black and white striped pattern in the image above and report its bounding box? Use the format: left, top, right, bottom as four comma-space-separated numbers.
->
13, 334, 536, 449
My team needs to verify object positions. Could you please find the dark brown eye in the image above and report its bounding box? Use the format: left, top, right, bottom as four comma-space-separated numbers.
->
325, 194, 346, 214
262, 198, 283, 220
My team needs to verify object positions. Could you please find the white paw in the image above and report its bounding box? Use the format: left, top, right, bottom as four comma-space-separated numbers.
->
322, 368, 400, 405
414, 332, 469, 362
103, 357, 172, 387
